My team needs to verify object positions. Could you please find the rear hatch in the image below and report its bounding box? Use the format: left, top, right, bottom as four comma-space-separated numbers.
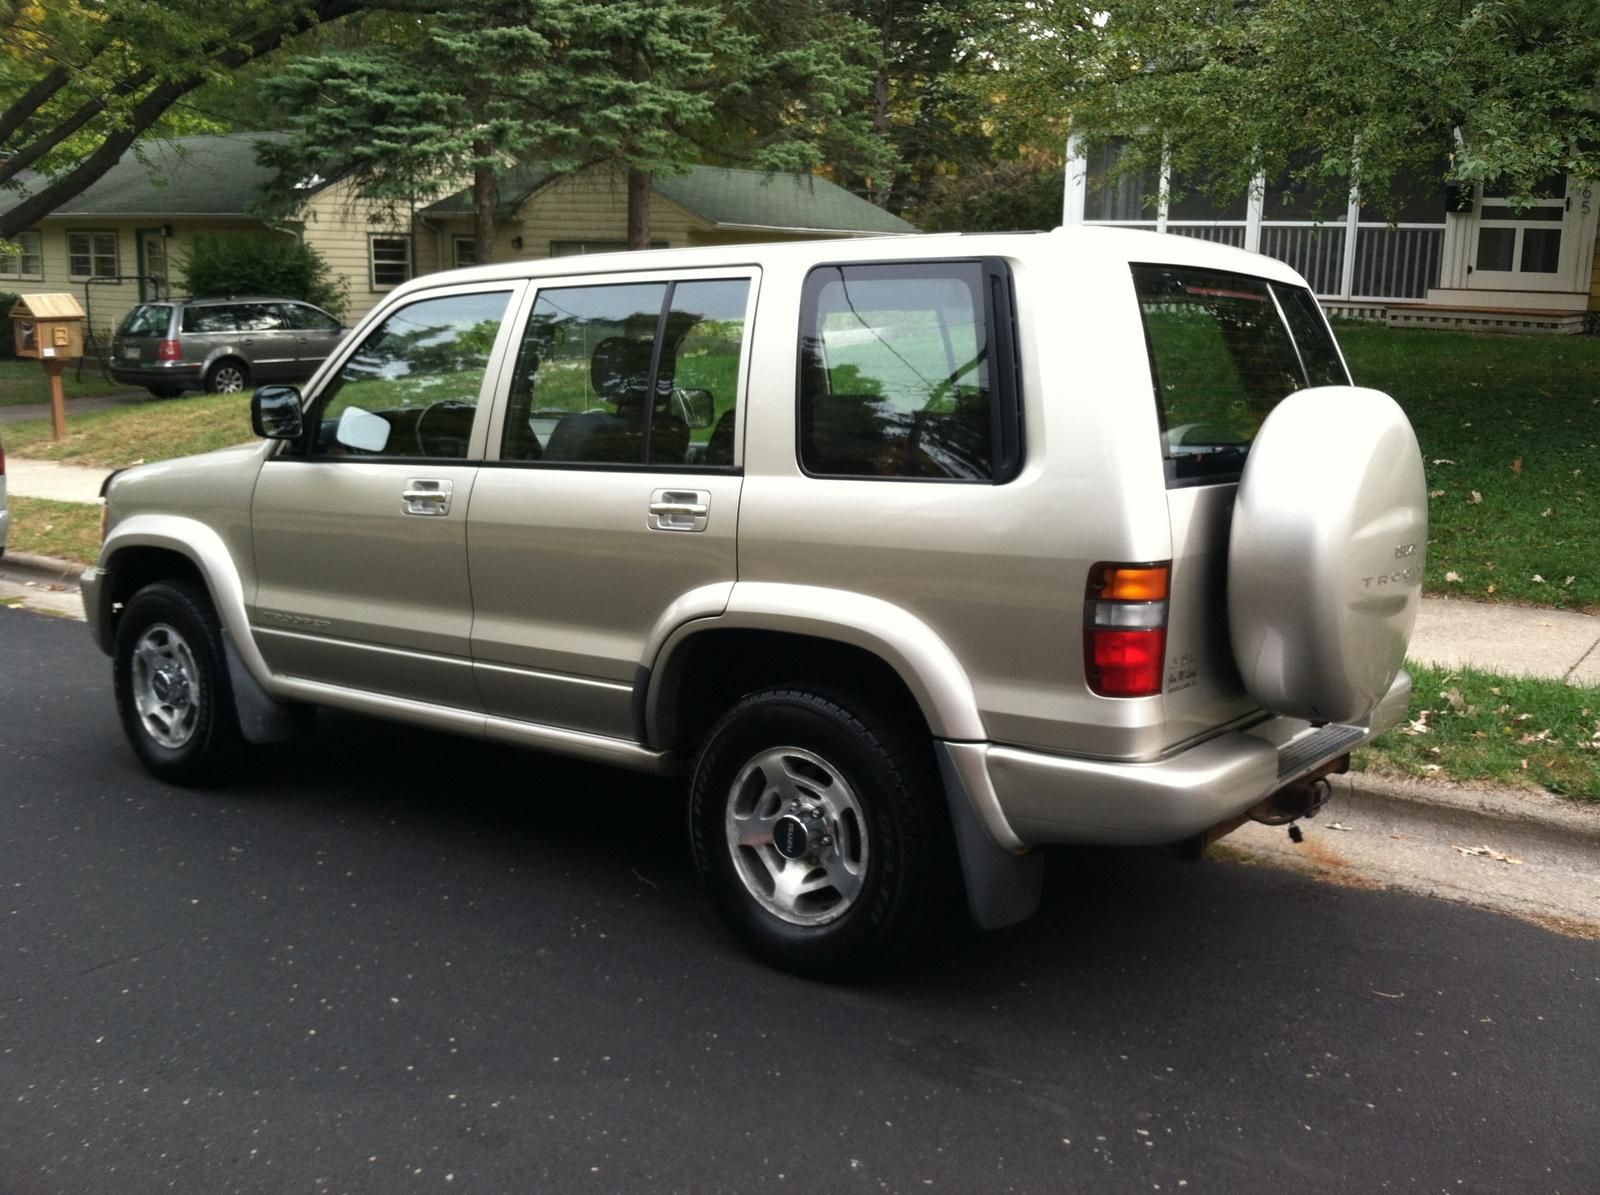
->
1130, 263, 1353, 751
112, 302, 173, 366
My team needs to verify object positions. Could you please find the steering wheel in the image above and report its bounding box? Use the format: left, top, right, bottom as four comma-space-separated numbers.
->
414, 399, 475, 458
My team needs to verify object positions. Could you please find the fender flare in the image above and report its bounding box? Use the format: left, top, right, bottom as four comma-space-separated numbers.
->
643, 581, 986, 744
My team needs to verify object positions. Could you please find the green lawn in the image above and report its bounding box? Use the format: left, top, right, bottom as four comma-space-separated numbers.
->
2, 391, 254, 468
3, 496, 102, 564
1338, 325, 1599, 611
0, 358, 138, 406
1355, 662, 1600, 800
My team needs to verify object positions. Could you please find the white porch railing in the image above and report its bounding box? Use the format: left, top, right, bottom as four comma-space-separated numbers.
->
1258, 224, 1347, 296
1349, 225, 1445, 300
1166, 222, 1247, 248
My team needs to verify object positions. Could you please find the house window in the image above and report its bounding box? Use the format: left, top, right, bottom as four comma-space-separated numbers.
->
369, 235, 411, 289
68, 230, 119, 279
452, 236, 476, 269
0, 231, 43, 279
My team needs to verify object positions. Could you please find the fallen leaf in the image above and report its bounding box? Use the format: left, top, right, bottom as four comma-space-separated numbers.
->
1429, 489, 1446, 498
1541, 508, 1553, 517
1444, 570, 1463, 583
1510, 457, 1522, 474
1326, 822, 1352, 832
1372, 990, 1405, 999
1486, 584, 1496, 594
1532, 574, 1546, 583
1468, 491, 1483, 505
1453, 844, 1523, 864
1564, 576, 1576, 587
1432, 458, 1456, 466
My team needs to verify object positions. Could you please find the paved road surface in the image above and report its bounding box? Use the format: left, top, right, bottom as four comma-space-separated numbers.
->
2, 611, 1596, 1193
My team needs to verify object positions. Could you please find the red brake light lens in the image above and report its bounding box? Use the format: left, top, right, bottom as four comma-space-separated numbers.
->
156, 338, 181, 361
1085, 627, 1168, 697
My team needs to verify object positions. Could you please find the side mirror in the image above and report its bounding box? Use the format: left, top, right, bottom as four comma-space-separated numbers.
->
252, 385, 304, 440
673, 387, 715, 430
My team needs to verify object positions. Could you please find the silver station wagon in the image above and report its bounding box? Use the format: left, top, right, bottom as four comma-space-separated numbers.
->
84, 229, 1427, 976
109, 296, 345, 397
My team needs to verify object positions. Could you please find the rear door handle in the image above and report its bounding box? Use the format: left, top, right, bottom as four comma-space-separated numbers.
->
403, 478, 453, 516
648, 488, 710, 532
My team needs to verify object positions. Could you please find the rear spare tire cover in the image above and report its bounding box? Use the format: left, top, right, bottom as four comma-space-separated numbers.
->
1228, 386, 1427, 724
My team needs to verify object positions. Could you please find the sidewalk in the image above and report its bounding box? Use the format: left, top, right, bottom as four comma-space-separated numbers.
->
3, 453, 1597, 686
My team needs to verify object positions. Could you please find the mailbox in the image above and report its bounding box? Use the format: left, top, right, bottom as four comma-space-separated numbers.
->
11, 293, 86, 361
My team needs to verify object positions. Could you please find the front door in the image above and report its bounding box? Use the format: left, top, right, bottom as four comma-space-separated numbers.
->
250, 284, 521, 708
467, 270, 756, 739
136, 229, 168, 301
1466, 175, 1587, 293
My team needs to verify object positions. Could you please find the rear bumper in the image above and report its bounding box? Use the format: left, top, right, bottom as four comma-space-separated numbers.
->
108, 362, 203, 387
950, 671, 1413, 849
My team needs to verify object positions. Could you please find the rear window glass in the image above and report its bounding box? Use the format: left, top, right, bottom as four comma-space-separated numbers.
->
117, 304, 170, 337
1132, 265, 1349, 484
798, 261, 1008, 482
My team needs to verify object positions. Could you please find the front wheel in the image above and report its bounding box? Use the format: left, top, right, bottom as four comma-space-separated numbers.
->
113, 579, 245, 785
689, 686, 954, 978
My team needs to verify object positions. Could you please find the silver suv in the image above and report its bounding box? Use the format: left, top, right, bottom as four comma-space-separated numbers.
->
109, 296, 345, 397
83, 231, 1426, 976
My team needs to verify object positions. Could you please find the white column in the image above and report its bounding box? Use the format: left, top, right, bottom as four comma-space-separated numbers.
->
1244, 171, 1265, 254
1340, 190, 1361, 299
1062, 134, 1088, 226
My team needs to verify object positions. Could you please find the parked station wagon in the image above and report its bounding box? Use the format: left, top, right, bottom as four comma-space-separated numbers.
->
84, 229, 1427, 976
110, 296, 345, 397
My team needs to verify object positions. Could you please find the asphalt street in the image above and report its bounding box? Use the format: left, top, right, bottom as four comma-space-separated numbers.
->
1, 609, 1596, 1194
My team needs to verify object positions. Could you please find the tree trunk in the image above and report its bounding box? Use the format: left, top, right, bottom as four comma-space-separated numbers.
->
871, 0, 896, 208
472, 154, 498, 265
627, 166, 652, 250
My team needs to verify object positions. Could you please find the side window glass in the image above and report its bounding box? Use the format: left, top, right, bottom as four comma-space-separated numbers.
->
236, 304, 284, 332
314, 290, 511, 460
1273, 285, 1349, 388
798, 262, 995, 480
182, 306, 238, 333
652, 279, 749, 465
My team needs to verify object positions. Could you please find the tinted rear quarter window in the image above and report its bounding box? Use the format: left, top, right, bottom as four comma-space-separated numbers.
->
1132, 264, 1349, 484
182, 306, 239, 334
798, 260, 1019, 482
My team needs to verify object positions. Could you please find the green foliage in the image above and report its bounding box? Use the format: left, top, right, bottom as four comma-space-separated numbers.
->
176, 234, 347, 316
985, 0, 1600, 218
917, 156, 1065, 232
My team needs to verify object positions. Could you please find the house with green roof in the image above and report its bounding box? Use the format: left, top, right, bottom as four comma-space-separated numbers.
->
413, 160, 915, 274
0, 133, 412, 338
2, 135, 914, 347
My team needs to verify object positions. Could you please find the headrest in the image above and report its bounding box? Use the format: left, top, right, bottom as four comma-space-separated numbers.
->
589, 336, 653, 407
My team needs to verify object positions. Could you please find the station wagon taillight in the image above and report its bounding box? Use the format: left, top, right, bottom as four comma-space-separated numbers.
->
156, 338, 181, 361
1084, 562, 1170, 698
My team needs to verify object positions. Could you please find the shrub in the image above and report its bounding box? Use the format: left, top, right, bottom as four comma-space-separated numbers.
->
176, 233, 347, 318
0, 291, 19, 360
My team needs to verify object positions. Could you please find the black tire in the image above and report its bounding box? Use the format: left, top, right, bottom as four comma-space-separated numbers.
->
205, 359, 250, 394
689, 686, 954, 978
113, 579, 246, 785
146, 386, 184, 399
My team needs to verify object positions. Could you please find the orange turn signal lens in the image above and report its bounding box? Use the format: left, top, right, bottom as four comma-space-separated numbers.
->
1093, 564, 1170, 602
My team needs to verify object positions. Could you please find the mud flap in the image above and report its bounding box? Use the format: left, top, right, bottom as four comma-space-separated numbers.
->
936, 743, 1044, 930
223, 632, 314, 745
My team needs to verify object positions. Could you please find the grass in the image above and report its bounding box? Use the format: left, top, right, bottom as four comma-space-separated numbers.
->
4, 496, 102, 564
0, 358, 138, 406
0, 391, 255, 468
1338, 325, 1600, 611
1354, 662, 1600, 800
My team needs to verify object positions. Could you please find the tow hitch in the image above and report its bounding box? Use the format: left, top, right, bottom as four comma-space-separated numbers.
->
1248, 755, 1350, 826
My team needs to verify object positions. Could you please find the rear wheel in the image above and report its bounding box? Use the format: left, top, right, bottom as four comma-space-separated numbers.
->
113, 579, 245, 784
205, 359, 249, 394
689, 686, 953, 978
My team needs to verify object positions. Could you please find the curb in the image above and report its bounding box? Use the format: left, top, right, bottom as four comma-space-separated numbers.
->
0, 549, 88, 582
1328, 771, 1600, 844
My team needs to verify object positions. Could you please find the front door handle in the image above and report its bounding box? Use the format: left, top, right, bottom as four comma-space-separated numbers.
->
403, 478, 453, 516
648, 488, 710, 532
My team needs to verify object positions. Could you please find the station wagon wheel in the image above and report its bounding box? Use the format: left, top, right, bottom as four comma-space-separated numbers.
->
113, 578, 245, 785
206, 359, 250, 394
689, 686, 954, 978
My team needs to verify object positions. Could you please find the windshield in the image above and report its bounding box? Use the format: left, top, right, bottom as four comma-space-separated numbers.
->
1132, 264, 1349, 484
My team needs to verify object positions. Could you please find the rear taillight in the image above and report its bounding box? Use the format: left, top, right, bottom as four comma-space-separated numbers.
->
1084, 562, 1170, 698
156, 338, 181, 361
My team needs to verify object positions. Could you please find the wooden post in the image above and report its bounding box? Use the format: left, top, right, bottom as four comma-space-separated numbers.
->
44, 357, 66, 440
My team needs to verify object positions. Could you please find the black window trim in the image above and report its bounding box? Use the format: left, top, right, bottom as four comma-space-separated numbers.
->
794, 255, 1024, 486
